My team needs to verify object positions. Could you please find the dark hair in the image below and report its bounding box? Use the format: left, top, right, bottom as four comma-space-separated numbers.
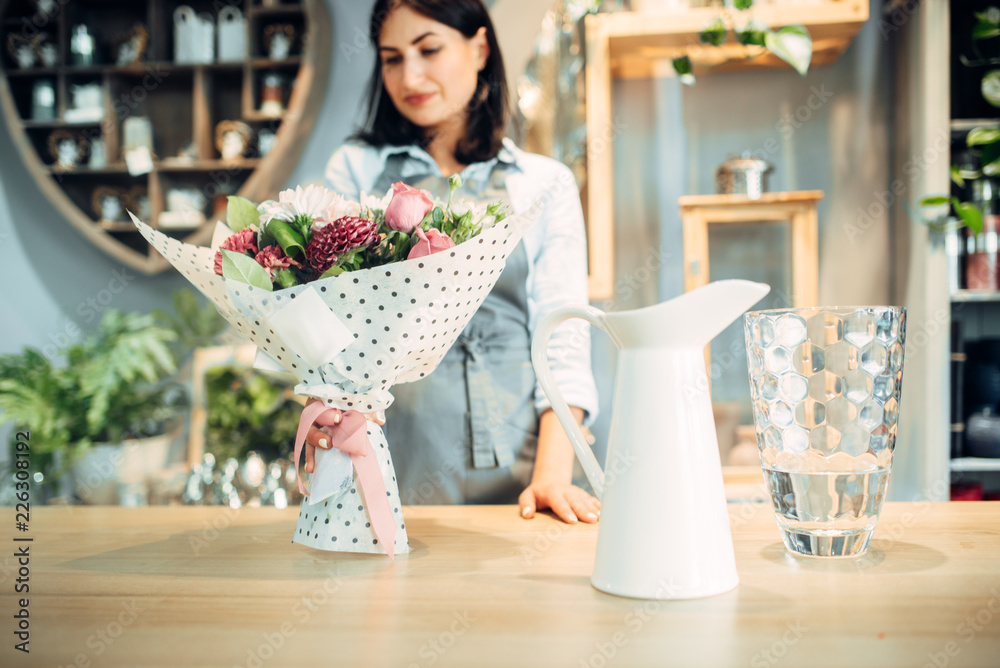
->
352, 0, 508, 165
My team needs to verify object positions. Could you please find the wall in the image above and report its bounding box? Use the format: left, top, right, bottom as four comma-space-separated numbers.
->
0, 0, 376, 467
0, 0, 903, 495
585, 0, 896, 485
0, 0, 374, 361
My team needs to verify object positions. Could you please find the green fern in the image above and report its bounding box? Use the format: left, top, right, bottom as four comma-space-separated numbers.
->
0, 309, 182, 477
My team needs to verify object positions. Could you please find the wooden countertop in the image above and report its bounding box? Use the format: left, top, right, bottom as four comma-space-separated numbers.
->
3, 502, 999, 667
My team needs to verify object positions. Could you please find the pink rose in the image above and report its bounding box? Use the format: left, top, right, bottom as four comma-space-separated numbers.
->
407, 227, 456, 260
384, 181, 433, 233
213, 228, 259, 276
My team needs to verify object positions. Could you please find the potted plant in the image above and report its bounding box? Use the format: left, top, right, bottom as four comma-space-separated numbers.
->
0, 309, 186, 503
916, 6, 999, 290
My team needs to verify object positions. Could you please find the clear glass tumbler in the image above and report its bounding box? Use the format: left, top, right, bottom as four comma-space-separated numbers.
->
744, 306, 906, 557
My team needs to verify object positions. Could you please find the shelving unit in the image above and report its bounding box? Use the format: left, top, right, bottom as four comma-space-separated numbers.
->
943, 1, 1000, 498
0, 0, 330, 274
951, 457, 1000, 473
583, 0, 869, 300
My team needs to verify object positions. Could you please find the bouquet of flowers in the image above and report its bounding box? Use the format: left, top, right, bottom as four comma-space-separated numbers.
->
130, 178, 534, 557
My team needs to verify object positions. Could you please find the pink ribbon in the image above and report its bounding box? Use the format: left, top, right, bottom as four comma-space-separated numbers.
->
294, 402, 397, 559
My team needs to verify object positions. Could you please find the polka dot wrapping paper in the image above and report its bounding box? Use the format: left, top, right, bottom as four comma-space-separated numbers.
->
130, 209, 537, 555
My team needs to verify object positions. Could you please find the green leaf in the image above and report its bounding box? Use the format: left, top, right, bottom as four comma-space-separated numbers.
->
733, 0, 753, 10
765, 25, 812, 76
318, 266, 345, 279
226, 196, 260, 232
736, 20, 769, 47
221, 249, 273, 291
973, 19, 1000, 40
967, 127, 1000, 146
982, 70, 1000, 107
672, 56, 695, 86
952, 198, 984, 234
951, 165, 966, 188
919, 195, 951, 207
983, 140, 1000, 176
266, 219, 305, 259
699, 19, 726, 47
273, 268, 300, 289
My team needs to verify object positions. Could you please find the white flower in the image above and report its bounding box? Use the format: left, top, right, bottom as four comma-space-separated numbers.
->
360, 188, 393, 213
312, 193, 361, 230
258, 184, 337, 225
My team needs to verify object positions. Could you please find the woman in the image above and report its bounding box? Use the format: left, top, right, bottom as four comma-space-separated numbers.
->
305, 0, 599, 525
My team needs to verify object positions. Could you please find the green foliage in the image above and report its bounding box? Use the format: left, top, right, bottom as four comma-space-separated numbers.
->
0, 310, 184, 477
699, 19, 726, 47
266, 219, 306, 259
225, 196, 260, 232
671, 55, 695, 86
765, 25, 812, 76
152, 288, 228, 357
221, 250, 273, 291
675, 3, 813, 82
917, 8, 1000, 234
203, 367, 301, 462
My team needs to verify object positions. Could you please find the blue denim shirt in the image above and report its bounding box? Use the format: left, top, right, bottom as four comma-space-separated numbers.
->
325, 138, 599, 424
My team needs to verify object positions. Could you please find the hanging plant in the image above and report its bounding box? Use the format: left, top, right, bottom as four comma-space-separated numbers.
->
671, 0, 813, 85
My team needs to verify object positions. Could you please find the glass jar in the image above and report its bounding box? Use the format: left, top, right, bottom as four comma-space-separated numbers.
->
965, 179, 999, 291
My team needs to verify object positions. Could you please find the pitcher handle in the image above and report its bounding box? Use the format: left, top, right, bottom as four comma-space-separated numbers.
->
531, 304, 610, 498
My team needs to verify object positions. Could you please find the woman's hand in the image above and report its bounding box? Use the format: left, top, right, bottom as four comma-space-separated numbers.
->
519, 481, 600, 524
301, 399, 385, 474
519, 407, 598, 524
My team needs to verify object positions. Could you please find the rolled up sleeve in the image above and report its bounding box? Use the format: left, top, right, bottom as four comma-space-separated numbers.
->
527, 164, 599, 425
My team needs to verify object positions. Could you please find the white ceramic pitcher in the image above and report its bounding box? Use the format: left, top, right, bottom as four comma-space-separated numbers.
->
531, 280, 770, 599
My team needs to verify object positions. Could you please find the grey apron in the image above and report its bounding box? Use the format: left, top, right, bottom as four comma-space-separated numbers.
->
374, 153, 538, 505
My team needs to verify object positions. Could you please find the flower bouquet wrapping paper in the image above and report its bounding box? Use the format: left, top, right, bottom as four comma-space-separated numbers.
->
130, 182, 536, 557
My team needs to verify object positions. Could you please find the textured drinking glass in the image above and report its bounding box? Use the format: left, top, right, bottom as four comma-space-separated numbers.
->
744, 306, 906, 557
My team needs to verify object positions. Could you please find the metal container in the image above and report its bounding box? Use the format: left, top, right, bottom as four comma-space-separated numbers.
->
715, 156, 773, 199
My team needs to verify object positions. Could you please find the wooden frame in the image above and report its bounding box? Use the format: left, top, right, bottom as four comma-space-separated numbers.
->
680, 190, 822, 384
583, 2, 867, 300
679, 191, 822, 305
0, 0, 331, 274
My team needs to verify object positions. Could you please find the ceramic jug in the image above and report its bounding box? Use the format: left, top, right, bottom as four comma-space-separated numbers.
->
531, 280, 770, 599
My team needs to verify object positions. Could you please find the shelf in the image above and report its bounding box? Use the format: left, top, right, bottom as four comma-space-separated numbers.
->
47, 164, 131, 175
0, 0, 331, 275
251, 57, 302, 69
5, 67, 59, 77
951, 118, 1000, 133
155, 158, 261, 172
22, 119, 103, 129
97, 220, 139, 232
588, 2, 870, 79
242, 110, 284, 122
951, 290, 1000, 303
951, 457, 1000, 473
250, 4, 305, 17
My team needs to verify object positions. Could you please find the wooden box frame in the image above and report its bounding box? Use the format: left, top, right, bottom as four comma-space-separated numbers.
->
679, 191, 822, 305
583, 2, 867, 300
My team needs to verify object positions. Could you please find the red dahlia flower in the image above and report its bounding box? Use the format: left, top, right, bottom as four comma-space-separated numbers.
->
305, 216, 379, 274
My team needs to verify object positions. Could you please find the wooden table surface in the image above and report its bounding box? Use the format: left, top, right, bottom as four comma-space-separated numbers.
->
2, 502, 999, 668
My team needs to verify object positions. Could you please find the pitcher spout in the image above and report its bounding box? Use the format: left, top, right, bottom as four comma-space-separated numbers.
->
603, 280, 770, 348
